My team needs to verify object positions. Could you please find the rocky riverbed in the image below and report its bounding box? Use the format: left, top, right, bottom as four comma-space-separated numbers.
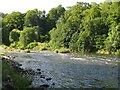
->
1, 55, 54, 89
4, 51, 119, 89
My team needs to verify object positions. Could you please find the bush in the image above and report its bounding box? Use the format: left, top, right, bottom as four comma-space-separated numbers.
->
53, 48, 70, 53
96, 49, 110, 54
10, 42, 18, 48
24, 49, 30, 53
10, 42, 24, 50
19, 26, 40, 47
26, 42, 38, 49
9, 29, 21, 43
0, 52, 6, 56
58, 48, 70, 53
2, 45, 9, 49
115, 49, 120, 56
54, 49, 59, 53
33, 43, 49, 51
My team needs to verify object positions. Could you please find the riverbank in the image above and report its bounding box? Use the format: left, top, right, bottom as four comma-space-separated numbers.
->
1, 55, 32, 89
1, 44, 120, 57
0, 52, 56, 89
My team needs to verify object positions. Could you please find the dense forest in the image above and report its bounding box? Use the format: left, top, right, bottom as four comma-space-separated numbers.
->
0, 1, 120, 55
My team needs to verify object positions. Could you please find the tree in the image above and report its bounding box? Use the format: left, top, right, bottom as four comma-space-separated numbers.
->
49, 3, 90, 49
19, 26, 40, 47
2, 12, 24, 30
24, 9, 42, 27
47, 5, 65, 30
104, 24, 120, 52
77, 30, 92, 52
24, 9, 49, 35
2, 12, 24, 45
69, 32, 79, 52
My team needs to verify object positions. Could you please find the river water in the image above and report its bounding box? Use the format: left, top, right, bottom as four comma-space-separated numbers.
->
6, 51, 119, 88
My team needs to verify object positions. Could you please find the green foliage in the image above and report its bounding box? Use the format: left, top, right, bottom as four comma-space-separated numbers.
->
49, 28, 63, 49
47, 5, 65, 29
69, 32, 79, 52
0, 52, 6, 56
2, 45, 9, 49
115, 49, 120, 56
24, 49, 30, 53
2, 61, 31, 89
58, 48, 70, 53
2, 12, 24, 45
54, 49, 59, 53
19, 26, 40, 48
1, 2, 120, 55
104, 24, 120, 52
9, 29, 21, 43
33, 42, 49, 51
49, 2, 120, 54
54, 48, 70, 53
24, 9, 42, 27
24, 9, 49, 35
26, 42, 38, 49
77, 31, 92, 53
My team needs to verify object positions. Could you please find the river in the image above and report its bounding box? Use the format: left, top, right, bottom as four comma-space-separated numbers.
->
6, 51, 119, 88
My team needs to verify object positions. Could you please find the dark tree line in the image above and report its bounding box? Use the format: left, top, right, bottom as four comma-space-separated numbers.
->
0, 1, 120, 54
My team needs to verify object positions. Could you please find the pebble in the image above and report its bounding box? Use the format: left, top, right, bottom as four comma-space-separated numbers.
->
52, 82, 55, 85
46, 77, 52, 81
39, 84, 49, 88
37, 68, 41, 71
40, 75, 45, 78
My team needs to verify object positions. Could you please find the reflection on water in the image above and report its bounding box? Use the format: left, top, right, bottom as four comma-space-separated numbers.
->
7, 51, 119, 88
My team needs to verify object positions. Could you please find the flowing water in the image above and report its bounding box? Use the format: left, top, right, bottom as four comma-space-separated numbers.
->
6, 51, 119, 88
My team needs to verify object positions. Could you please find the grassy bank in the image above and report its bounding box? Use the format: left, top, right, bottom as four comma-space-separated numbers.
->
1, 43, 120, 56
1, 55, 31, 89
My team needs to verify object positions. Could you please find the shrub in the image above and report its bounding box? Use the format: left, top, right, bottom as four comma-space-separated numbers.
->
19, 26, 40, 47
0, 52, 6, 56
54, 49, 59, 53
26, 42, 38, 49
115, 49, 120, 56
24, 49, 30, 53
2, 45, 8, 49
9, 29, 21, 43
58, 48, 70, 53
33, 43, 49, 51
10, 42, 24, 50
